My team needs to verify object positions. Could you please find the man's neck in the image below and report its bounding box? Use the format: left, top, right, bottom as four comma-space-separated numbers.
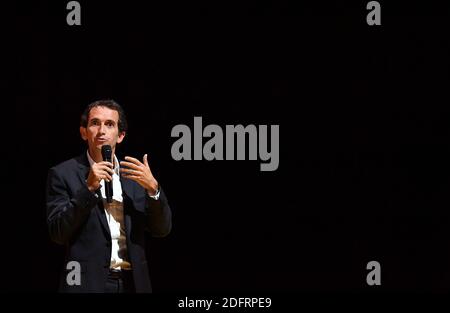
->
88, 147, 116, 165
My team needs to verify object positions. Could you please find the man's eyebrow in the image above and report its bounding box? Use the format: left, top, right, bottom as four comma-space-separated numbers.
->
88, 118, 116, 124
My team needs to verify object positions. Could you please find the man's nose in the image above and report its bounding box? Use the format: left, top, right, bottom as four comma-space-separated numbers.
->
99, 124, 106, 134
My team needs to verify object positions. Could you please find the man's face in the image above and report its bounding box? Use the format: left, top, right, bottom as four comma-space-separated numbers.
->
80, 106, 125, 153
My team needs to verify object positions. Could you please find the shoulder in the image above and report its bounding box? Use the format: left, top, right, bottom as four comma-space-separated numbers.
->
49, 154, 86, 177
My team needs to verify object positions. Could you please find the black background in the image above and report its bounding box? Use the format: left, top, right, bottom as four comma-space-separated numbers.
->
13, 1, 450, 292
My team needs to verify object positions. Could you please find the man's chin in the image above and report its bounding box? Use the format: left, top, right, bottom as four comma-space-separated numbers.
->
95, 143, 112, 150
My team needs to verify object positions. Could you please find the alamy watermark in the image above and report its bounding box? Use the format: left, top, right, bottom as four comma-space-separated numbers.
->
66, 1, 381, 27
366, 260, 381, 286
171, 117, 279, 171
66, 1, 81, 26
66, 261, 81, 286
366, 1, 381, 26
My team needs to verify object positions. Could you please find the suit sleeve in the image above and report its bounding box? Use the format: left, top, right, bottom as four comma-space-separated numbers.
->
46, 168, 99, 245
144, 186, 172, 237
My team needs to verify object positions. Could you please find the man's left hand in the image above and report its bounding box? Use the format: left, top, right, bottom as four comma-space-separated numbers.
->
120, 154, 159, 196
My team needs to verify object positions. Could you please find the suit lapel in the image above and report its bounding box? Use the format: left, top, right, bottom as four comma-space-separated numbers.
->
95, 196, 111, 238
75, 154, 90, 186
76, 153, 111, 237
120, 174, 134, 240
120, 174, 134, 200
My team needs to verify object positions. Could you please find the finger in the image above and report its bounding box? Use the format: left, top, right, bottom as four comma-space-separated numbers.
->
120, 168, 141, 175
102, 173, 112, 182
121, 174, 141, 181
105, 172, 113, 180
98, 161, 114, 168
124, 156, 143, 166
144, 154, 154, 175
97, 165, 115, 175
143, 154, 149, 167
95, 167, 114, 177
120, 161, 141, 170
94, 165, 114, 176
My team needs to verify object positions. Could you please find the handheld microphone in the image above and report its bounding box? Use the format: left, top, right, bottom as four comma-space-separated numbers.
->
101, 145, 113, 203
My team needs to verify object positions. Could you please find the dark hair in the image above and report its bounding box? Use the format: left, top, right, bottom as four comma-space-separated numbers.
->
80, 99, 128, 133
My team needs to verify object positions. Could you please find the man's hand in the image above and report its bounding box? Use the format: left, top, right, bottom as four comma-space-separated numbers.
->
86, 161, 114, 192
120, 154, 159, 195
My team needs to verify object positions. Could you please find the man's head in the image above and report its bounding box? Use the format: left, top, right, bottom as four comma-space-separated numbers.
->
80, 100, 127, 159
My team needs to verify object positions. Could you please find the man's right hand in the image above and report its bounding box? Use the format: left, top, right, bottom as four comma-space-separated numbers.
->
86, 161, 114, 192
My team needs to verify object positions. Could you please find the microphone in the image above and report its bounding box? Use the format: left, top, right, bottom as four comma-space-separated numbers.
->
101, 145, 113, 203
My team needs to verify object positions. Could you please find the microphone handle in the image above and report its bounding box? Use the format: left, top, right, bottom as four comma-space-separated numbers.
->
105, 181, 113, 203
105, 157, 113, 203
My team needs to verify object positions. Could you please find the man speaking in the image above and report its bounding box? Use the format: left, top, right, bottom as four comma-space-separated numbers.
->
46, 99, 172, 293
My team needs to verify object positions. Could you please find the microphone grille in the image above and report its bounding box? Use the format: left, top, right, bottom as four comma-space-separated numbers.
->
101, 145, 112, 159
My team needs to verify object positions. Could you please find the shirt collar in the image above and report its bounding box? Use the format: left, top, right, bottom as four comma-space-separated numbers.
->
86, 150, 120, 175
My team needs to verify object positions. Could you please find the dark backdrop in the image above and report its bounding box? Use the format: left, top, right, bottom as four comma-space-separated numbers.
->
13, 1, 450, 292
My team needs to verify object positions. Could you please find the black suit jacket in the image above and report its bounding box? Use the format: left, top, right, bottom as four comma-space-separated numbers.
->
46, 153, 172, 292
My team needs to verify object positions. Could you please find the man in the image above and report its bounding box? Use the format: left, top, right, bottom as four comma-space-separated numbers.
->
46, 99, 172, 293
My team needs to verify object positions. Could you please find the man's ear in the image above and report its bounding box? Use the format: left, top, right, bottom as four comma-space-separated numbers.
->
117, 131, 126, 144
80, 127, 87, 141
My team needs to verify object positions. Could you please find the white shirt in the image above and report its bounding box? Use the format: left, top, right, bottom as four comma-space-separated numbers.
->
86, 150, 160, 270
